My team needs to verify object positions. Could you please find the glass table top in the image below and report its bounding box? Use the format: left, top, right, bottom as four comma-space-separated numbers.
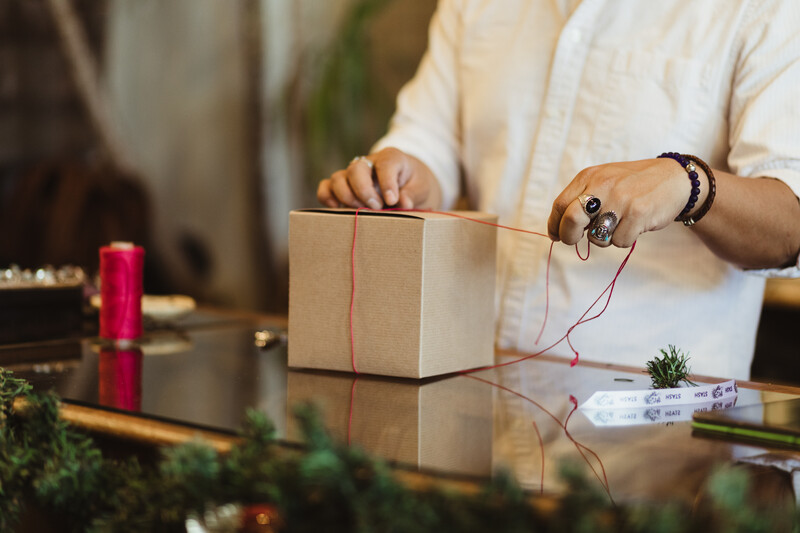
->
10, 319, 798, 505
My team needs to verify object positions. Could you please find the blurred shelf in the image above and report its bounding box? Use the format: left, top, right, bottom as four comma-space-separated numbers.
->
763, 278, 800, 309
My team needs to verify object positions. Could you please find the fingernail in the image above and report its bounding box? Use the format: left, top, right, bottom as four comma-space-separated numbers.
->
367, 198, 381, 210
384, 190, 397, 205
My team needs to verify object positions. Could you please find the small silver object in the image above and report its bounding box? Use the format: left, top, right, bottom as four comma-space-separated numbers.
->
254, 330, 287, 350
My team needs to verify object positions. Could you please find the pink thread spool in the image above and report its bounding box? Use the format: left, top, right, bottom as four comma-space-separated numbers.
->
99, 242, 145, 340
98, 346, 143, 411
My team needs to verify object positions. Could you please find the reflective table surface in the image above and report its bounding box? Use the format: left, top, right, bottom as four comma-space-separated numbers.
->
11, 315, 800, 505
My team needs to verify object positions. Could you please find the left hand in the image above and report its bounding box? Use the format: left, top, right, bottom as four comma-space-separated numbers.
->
547, 159, 704, 248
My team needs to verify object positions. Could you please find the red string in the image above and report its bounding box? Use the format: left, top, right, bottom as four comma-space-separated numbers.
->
347, 376, 359, 445
563, 241, 636, 366
576, 239, 590, 261
460, 242, 635, 374
535, 241, 554, 345
349, 207, 636, 372
349, 208, 364, 374
346, 208, 622, 501
465, 374, 613, 502
381, 207, 550, 238
565, 394, 613, 502
531, 419, 545, 494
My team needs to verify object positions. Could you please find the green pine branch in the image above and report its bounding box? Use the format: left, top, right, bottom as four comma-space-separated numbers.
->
1, 367, 797, 531
646, 345, 697, 389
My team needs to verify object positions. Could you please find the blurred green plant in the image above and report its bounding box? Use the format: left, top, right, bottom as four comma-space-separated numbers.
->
2, 366, 799, 531
304, 0, 396, 186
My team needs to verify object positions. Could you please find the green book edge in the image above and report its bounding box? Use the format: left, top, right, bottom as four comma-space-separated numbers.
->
692, 420, 800, 447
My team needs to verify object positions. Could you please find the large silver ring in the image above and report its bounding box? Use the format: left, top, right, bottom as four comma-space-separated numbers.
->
578, 194, 601, 217
589, 211, 618, 243
350, 155, 374, 170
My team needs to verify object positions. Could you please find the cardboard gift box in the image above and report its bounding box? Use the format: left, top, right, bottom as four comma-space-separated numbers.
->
286, 370, 493, 477
288, 208, 497, 379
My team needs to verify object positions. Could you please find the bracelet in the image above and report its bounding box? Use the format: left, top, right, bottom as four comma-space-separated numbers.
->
657, 152, 701, 220
680, 154, 716, 226
657, 152, 716, 226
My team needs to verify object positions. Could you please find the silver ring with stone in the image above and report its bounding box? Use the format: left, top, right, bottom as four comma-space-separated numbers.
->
578, 194, 601, 218
589, 211, 618, 243
350, 155, 374, 170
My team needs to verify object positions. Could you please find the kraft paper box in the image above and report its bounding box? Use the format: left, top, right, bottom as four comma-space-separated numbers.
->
288, 208, 497, 378
286, 370, 493, 476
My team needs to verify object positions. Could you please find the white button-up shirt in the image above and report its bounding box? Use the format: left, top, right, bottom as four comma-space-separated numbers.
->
373, 0, 800, 379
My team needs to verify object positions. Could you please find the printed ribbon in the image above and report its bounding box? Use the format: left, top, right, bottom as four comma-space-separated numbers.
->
582, 398, 738, 427
581, 379, 738, 410
580, 380, 738, 427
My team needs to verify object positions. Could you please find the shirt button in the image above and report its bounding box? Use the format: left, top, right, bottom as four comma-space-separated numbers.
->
568, 29, 583, 43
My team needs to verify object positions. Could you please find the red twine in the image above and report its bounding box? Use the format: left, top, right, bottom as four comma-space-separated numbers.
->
347, 376, 359, 445
466, 374, 613, 502
345, 208, 626, 501
349, 211, 363, 373
535, 241, 554, 345
348, 208, 636, 373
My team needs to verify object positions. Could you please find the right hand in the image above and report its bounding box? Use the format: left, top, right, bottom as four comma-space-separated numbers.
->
317, 147, 442, 210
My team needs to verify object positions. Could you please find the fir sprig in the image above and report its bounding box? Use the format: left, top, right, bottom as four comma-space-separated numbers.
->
646, 345, 697, 389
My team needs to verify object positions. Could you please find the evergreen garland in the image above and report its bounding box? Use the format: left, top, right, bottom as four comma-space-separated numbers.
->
0, 367, 796, 532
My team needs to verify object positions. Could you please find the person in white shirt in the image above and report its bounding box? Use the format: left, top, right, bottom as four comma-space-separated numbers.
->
316, 0, 800, 380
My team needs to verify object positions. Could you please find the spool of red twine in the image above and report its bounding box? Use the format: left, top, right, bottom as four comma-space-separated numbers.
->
99, 242, 145, 340
98, 347, 143, 411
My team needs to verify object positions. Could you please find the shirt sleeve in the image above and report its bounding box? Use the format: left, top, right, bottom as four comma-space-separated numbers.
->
370, 0, 462, 209
727, 0, 800, 277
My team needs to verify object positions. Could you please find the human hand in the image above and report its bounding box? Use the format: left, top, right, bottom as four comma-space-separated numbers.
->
317, 147, 442, 210
547, 159, 708, 248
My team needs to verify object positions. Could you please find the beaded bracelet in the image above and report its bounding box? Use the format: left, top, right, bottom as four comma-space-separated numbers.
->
658, 152, 700, 220
680, 154, 716, 226
657, 152, 716, 226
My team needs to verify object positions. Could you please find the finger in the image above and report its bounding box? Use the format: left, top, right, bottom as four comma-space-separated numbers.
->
330, 172, 365, 208
548, 186, 589, 241
372, 153, 405, 206
610, 217, 640, 248
547, 198, 568, 241
317, 179, 340, 208
587, 211, 618, 248
548, 167, 601, 240
347, 158, 382, 210
557, 200, 593, 245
